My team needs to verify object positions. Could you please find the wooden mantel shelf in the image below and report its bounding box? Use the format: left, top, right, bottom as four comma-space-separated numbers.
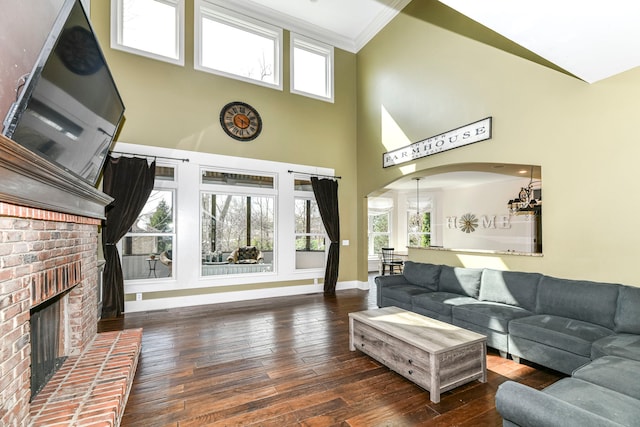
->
0, 133, 112, 219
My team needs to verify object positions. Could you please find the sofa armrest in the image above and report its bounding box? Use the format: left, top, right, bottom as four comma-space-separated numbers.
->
374, 274, 410, 307
496, 381, 624, 427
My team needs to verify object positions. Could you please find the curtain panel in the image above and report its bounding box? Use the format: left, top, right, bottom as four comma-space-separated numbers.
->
311, 177, 340, 295
101, 156, 156, 318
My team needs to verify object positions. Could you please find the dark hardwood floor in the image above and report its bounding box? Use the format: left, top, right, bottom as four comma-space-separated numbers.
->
99, 282, 563, 426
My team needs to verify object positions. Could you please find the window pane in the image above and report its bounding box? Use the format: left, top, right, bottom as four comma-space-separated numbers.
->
202, 170, 274, 188
120, 0, 179, 59
293, 47, 327, 97
155, 165, 175, 181
369, 213, 389, 233
250, 197, 274, 250
121, 235, 173, 279
200, 14, 277, 85
294, 179, 312, 191
131, 190, 174, 233
201, 192, 274, 276
291, 34, 333, 101
408, 211, 431, 248
373, 235, 389, 255
295, 199, 323, 235
295, 235, 325, 251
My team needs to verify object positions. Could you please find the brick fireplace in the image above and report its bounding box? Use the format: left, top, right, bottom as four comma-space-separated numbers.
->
0, 134, 141, 426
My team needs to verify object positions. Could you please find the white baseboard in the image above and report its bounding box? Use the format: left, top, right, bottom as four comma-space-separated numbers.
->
124, 279, 369, 313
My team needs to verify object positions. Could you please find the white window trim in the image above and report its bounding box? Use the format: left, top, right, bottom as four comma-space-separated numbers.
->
290, 33, 334, 103
110, 0, 185, 66
194, 1, 283, 90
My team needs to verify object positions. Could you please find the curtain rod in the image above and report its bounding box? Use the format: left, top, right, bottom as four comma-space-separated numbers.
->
110, 151, 190, 163
287, 169, 341, 179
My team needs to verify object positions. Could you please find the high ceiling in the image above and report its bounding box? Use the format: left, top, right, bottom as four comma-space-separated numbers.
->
217, 0, 640, 84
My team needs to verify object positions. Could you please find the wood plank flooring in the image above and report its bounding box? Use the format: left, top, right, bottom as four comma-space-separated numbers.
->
98, 285, 564, 426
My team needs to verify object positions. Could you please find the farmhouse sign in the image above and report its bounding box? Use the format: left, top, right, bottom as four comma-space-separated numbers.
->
383, 117, 492, 168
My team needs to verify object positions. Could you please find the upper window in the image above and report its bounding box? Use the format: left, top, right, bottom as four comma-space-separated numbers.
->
195, 1, 283, 89
111, 0, 184, 65
290, 34, 334, 102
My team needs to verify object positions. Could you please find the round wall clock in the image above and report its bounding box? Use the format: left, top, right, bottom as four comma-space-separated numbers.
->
219, 102, 262, 142
56, 26, 103, 75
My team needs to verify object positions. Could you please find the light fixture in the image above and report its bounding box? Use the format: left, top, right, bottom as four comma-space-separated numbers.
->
507, 167, 541, 215
413, 177, 421, 226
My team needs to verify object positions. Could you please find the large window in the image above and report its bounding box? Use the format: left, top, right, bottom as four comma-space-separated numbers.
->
195, 1, 282, 89
111, 0, 184, 65
368, 211, 390, 256
200, 170, 276, 276
290, 34, 334, 102
121, 165, 176, 280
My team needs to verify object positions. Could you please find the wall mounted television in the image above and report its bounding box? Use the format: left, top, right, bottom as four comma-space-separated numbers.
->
2, 0, 124, 187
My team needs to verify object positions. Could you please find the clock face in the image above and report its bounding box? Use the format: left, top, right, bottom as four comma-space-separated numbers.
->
220, 102, 262, 141
56, 26, 103, 75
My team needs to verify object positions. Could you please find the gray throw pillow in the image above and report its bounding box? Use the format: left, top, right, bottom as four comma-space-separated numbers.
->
614, 286, 640, 334
403, 261, 440, 291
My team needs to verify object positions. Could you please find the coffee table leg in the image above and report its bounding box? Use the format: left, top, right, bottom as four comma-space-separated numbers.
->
430, 356, 440, 403
480, 342, 487, 383
349, 317, 355, 351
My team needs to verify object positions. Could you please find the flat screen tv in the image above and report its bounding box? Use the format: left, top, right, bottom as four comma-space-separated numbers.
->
2, 0, 124, 187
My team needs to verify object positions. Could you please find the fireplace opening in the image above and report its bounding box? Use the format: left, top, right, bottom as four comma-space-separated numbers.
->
30, 292, 68, 400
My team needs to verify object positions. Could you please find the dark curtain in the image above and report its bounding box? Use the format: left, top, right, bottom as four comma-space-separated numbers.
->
101, 156, 156, 318
311, 177, 340, 295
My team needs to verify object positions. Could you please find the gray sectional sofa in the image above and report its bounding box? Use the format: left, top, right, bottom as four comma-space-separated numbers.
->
375, 261, 640, 426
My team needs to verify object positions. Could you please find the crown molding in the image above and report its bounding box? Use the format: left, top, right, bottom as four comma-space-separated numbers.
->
201, 0, 409, 53
354, 0, 412, 51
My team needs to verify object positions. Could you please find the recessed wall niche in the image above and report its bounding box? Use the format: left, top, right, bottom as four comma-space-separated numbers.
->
367, 163, 542, 255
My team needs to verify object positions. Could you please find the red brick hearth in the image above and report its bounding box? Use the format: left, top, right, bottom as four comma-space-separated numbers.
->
0, 202, 141, 427
30, 329, 142, 427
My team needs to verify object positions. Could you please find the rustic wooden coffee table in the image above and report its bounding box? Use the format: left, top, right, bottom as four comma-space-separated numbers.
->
349, 306, 487, 403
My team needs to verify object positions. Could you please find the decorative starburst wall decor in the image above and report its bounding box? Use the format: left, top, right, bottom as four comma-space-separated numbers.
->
459, 213, 478, 233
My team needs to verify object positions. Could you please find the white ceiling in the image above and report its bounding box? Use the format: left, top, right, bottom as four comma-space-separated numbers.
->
438, 0, 640, 83
218, 0, 640, 83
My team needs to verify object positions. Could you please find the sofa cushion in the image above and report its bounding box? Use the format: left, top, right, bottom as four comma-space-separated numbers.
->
479, 269, 541, 312
453, 302, 533, 334
411, 292, 478, 317
591, 333, 640, 361
543, 378, 640, 427
380, 284, 431, 305
614, 285, 640, 334
438, 266, 483, 298
509, 314, 613, 357
402, 261, 441, 291
573, 356, 640, 400
536, 276, 620, 329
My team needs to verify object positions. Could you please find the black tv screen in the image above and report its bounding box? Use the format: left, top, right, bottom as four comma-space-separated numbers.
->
2, 0, 124, 186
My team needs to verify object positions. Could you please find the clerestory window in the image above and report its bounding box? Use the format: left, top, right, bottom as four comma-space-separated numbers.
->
195, 1, 282, 89
290, 33, 334, 102
111, 0, 184, 65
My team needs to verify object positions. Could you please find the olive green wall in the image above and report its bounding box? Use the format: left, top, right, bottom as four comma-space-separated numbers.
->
357, 0, 640, 286
90, 2, 359, 291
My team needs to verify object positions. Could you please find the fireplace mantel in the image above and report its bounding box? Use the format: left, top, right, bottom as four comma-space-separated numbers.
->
0, 133, 113, 219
